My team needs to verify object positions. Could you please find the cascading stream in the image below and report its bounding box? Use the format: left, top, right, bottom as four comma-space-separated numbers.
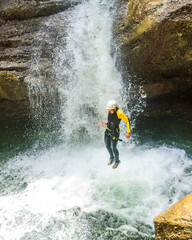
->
55, 0, 128, 144
0, 0, 191, 240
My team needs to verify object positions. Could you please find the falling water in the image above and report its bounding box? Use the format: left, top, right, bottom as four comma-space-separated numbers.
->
0, 0, 191, 240
54, 0, 126, 144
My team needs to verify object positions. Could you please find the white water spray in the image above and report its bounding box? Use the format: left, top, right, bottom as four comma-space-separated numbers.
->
0, 144, 191, 239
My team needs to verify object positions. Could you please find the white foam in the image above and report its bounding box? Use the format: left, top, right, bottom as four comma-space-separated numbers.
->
0, 143, 191, 239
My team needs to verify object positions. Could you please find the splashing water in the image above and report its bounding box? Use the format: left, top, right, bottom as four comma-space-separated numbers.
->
0, 0, 192, 240
0, 144, 191, 239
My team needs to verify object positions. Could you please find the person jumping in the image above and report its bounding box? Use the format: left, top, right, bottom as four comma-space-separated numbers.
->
101, 100, 130, 169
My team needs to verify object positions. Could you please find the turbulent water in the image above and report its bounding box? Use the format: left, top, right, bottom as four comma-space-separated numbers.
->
0, 0, 192, 240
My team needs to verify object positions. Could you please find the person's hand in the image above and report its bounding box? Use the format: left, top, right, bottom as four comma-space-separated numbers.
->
125, 133, 130, 138
98, 121, 107, 128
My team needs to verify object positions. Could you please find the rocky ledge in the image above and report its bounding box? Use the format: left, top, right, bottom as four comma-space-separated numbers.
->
154, 193, 192, 240
0, 0, 79, 21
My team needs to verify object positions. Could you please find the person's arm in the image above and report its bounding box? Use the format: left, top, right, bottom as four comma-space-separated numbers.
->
117, 109, 130, 138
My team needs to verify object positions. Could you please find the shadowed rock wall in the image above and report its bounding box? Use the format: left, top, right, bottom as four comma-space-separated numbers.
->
0, 0, 79, 121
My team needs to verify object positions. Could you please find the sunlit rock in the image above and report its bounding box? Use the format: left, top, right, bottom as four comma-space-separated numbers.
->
115, 0, 192, 104
154, 193, 192, 240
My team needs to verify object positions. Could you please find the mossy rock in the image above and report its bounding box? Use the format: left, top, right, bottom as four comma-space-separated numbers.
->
115, 0, 192, 100
0, 73, 28, 101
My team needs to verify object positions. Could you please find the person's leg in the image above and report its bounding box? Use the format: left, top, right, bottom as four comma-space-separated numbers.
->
112, 137, 120, 163
104, 131, 114, 160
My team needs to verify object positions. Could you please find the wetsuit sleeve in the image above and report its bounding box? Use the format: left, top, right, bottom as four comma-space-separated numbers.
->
117, 109, 130, 133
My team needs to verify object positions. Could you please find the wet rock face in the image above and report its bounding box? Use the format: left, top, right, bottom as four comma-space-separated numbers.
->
154, 193, 192, 240
115, 0, 192, 111
0, 0, 78, 121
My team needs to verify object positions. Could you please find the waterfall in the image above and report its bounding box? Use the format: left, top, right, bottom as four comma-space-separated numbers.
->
54, 0, 127, 144
27, 0, 143, 142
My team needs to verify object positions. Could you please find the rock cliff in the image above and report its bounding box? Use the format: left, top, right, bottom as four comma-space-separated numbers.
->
0, 0, 79, 121
154, 193, 192, 240
115, 0, 192, 115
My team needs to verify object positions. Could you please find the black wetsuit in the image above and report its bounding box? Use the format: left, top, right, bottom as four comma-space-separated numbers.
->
104, 108, 130, 164
104, 109, 121, 163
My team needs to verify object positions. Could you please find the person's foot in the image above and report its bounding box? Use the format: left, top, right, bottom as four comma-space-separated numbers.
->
112, 161, 121, 169
108, 158, 115, 165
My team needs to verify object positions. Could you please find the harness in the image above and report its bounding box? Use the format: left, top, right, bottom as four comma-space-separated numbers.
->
105, 109, 122, 141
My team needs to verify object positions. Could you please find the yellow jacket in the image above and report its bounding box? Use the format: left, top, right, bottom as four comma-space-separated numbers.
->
116, 109, 130, 134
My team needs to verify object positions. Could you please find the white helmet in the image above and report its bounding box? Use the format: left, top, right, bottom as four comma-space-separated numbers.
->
107, 100, 118, 110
